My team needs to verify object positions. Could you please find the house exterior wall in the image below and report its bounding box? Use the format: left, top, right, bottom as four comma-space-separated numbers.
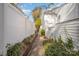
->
55, 18, 79, 50
57, 3, 79, 22
54, 4, 79, 50
44, 3, 79, 50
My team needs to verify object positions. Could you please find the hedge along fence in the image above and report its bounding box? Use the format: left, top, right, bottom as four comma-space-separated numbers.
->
44, 26, 79, 56
6, 34, 34, 56
44, 36, 79, 56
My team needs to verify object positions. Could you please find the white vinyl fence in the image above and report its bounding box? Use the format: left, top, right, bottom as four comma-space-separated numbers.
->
0, 3, 35, 55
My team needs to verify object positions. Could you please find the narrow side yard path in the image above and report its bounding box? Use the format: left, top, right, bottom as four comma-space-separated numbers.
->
28, 35, 46, 56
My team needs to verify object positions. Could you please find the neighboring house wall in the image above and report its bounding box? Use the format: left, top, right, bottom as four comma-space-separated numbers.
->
45, 3, 79, 50
0, 3, 35, 55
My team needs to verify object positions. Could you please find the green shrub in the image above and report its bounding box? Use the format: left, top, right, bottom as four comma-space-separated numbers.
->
40, 29, 45, 36
22, 34, 34, 45
35, 18, 41, 27
6, 34, 34, 56
30, 34, 34, 38
65, 37, 73, 50
7, 43, 21, 56
22, 37, 31, 45
43, 39, 53, 46
45, 36, 79, 56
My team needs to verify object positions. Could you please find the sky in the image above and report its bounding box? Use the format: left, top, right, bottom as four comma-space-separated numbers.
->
17, 3, 64, 22
17, 4, 50, 15
17, 3, 49, 13
17, 3, 50, 22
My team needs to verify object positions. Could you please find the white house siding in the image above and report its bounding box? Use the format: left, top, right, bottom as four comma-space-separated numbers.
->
0, 3, 35, 55
45, 3, 79, 50
55, 4, 79, 50
57, 3, 78, 22
55, 19, 79, 50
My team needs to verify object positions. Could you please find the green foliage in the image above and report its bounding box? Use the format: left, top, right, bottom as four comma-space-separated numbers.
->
32, 7, 42, 33
43, 39, 53, 46
40, 29, 45, 36
45, 36, 79, 56
22, 37, 32, 45
6, 34, 34, 56
65, 37, 74, 50
7, 43, 21, 56
35, 18, 41, 27
22, 34, 34, 45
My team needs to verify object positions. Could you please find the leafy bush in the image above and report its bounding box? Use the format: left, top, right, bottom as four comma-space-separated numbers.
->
7, 34, 34, 56
40, 29, 45, 36
7, 43, 21, 56
22, 34, 34, 45
65, 37, 73, 50
35, 18, 41, 27
22, 37, 32, 45
43, 39, 53, 46
45, 36, 79, 56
